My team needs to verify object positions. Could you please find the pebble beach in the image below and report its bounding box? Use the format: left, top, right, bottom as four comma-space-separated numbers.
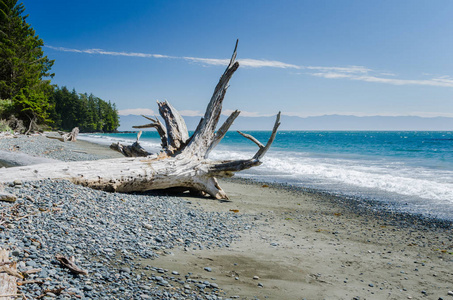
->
1, 135, 452, 299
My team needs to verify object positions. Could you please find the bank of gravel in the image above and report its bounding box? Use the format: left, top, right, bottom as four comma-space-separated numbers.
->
0, 134, 117, 162
1, 179, 254, 299
0, 136, 254, 299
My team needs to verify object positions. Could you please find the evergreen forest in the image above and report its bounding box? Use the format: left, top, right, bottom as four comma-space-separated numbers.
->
0, 0, 120, 133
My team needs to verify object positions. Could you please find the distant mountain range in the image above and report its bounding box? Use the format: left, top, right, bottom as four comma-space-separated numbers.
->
118, 114, 453, 131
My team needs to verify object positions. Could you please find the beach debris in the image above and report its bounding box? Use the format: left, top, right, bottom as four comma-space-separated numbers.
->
229, 209, 240, 213
110, 131, 150, 157
46, 127, 79, 142
0, 192, 16, 203
0, 248, 20, 300
55, 254, 88, 275
62, 127, 79, 142
0, 41, 281, 200
36, 287, 66, 299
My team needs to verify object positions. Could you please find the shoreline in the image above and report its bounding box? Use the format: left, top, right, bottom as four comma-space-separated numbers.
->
1, 135, 452, 299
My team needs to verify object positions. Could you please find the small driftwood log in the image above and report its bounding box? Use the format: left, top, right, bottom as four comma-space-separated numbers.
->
0, 248, 20, 300
55, 254, 88, 275
110, 131, 151, 157
0, 41, 280, 199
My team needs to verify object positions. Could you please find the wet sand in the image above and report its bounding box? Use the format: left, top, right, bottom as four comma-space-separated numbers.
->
140, 180, 453, 300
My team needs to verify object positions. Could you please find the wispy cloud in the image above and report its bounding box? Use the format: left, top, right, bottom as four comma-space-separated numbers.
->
47, 45, 453, 88
46, 45, 299, 69
312, 71, 453, 87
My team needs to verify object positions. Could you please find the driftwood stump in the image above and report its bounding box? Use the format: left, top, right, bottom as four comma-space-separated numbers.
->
0, 41, 280, 199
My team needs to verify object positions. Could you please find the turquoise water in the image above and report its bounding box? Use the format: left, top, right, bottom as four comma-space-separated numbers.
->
80, 131, 453, 220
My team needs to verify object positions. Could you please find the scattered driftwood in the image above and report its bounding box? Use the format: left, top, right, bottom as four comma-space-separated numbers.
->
110, 131, 150, 157
0, 249, 20, 300
0, 41, 280, 199
55, 254, 88, 275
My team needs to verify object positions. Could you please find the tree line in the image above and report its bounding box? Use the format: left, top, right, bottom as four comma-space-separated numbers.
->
50, 87, 119, 132
0, 0, 120, 133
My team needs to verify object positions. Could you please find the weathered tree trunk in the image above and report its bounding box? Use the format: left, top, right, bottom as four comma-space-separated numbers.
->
0, 41, 280, 199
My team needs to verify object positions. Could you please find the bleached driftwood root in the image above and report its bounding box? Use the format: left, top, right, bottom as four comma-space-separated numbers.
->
0, 41, 280, 199
61, 127, 79, 142
47, 127, 79, 142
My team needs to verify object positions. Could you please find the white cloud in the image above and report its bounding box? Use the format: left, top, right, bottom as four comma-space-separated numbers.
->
238, 58, 300, 69
310, 70, 453, 88
46, 46, 171, 59
46, 45, 298, 69
305, 65, 370, 74
46, 45, 453, 88
311, 72, 352, 79
118, 108, 155, 116
182, 57, 229, 66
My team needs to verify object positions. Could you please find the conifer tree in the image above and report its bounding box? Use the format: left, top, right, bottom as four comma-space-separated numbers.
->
0, 0, 54, 125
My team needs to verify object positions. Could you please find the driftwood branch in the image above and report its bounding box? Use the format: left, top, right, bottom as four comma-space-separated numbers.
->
237, 131, 264, 148
55, 254, 88, 275
184, 39, 240, 158
254, 111, 281, 159
206, 109, 241, 157
238, 111, 281, 159
0, 40, 280, 200
133, 115, 168, 148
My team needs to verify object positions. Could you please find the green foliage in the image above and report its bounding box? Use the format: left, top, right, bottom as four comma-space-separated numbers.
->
50, 86, 120, 133
0, 118, 12, 132
0, 0, 54, 124
0, 98, 13, 116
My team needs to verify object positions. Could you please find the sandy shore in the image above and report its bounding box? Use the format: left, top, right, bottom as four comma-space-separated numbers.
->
141, 179, 452, 300
1, 136, 452, 299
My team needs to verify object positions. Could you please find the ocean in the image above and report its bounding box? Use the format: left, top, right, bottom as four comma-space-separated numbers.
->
79, 131, 453, 221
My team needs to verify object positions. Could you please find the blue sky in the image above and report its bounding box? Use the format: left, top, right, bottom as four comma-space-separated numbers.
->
24, 0, 453, 119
